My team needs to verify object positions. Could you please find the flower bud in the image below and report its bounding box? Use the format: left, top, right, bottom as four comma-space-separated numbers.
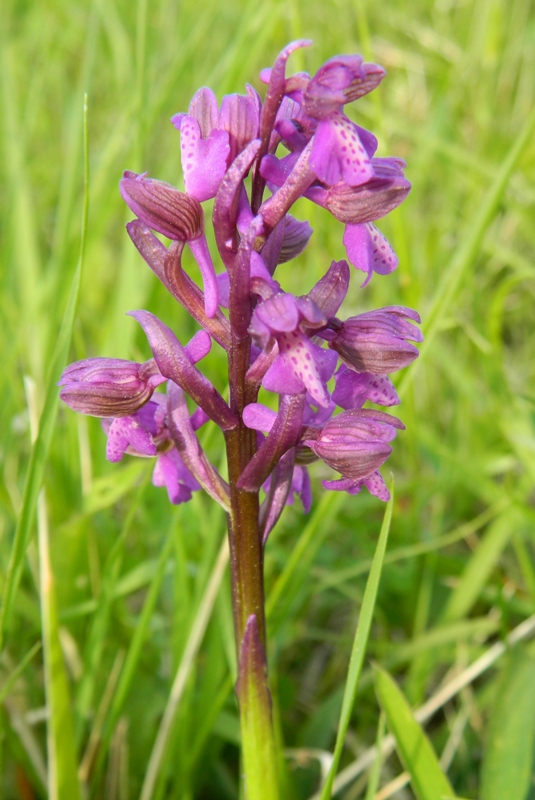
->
120, 171, 204, 241
58, 358, 164, 417
330, 307, 423, 374
307, 408, 404, 480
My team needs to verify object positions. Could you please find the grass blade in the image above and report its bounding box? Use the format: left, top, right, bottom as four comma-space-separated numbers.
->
0, 94, 89, 653
319, 485, 394, 800
38, 492, 82, 800
374, 666, 455, 800
25, 375, 82, 800
266, 491, 343, 623
364, 712, 386, 800
0, 641, 42, 704
75, 468, 152, 739
480, 645, 535, 800
441, 509, 517, 623
139, 535, 229, 800
89, 522, 176, 786
398, 101, 535, 398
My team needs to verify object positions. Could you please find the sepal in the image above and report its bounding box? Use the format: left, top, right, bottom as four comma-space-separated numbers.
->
58, 357, 165, 417
120, 171, 204, 240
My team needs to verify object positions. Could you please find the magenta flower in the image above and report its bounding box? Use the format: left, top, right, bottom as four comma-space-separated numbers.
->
60, 43, 424, 792
305, 408, 404, 501
120, 172, 220, 318
329, 306, 423, 374
120, 172, 204, 241
323, 470, 391, 501
249, 292, 337, 407
58, 357, 165, 417
61, 41, 421, 511
332, 365, 400, 409
301, 55, 386, 117
102, 395, 202, 504
171, 86, 260, 201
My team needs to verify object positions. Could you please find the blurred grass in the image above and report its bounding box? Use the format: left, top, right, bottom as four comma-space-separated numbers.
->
1, 0, 535, 797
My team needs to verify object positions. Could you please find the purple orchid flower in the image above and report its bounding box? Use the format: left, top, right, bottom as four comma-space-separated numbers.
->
102, 394, 202, 505
171, 86, 261, 202
249, 292, 337, 408
120, 172, 220, 318
61, 41, 420, 515
305, 408, 404, 490
329, 306, 423, 374
333, 365, 400, 409
58, 357, 165, 417
60, 43, 424, 790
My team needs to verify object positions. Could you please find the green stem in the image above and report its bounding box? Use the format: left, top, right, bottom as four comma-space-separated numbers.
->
225, 333, 280, 799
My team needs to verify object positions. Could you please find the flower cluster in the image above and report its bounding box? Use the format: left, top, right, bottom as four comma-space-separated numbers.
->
59, 40, 421, 521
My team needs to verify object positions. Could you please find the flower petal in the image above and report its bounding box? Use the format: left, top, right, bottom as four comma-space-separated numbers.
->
343, 222, 398, 285
105, 417, 157, 462
179, 115, 230, 201
243, 403, 278, 432
333, 366, 400, 409
152, 451, 199, 504
310, 112, 374, 186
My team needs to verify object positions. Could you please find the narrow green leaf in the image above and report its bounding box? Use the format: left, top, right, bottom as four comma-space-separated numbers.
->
320, 485, 394, 800
75, 468, 151, 738
398, 101, 535, 398
364, 712, 386, 800
318, 500, 508, 591
0, 641, 42, 704
139, 536, 229, 800
38, 495, 82, 800
480, 646, 535, 800
0, 94, 89, 653
266, 491, 343, 623
441, 509, 517, 623
101, 527, 176, 754
374, 666, 455, 800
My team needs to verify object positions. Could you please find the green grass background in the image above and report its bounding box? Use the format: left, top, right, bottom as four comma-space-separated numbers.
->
1, 0, 535, 797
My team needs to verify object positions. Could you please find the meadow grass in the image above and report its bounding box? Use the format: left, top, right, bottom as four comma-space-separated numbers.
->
1, 0, 535, 797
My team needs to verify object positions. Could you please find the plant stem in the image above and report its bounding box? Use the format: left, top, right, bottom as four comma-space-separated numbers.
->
225, 333, 280, 799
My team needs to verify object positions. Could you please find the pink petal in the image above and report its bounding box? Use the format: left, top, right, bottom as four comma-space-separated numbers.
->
105, 417, 156, 462
363, 471, 390, 501
277, 333, 332, 408
184, 330, 212, 364
343, 222, 398, 285
179, 115, 230, 202
310, 112, 374, 186
333, 367, 400, 409
243, 403, 278, 432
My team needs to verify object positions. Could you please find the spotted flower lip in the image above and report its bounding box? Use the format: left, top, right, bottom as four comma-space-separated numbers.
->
323, 470, 391, 501
309, 110, 375, 187
102, 395, 202, 504
249, 292, 337, 407
330, 306, 423, 374
58, 358, 165, 417
120, 172, 204, 241
332, 365, 400, 409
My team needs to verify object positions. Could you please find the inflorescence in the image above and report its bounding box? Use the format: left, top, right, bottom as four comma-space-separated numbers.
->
59, 40, 422, 527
